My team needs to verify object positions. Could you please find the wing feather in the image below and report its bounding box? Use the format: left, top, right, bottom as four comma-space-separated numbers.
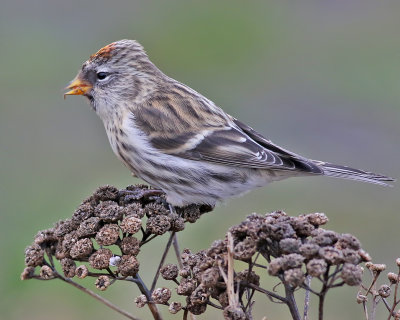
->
132, 88, 323, 174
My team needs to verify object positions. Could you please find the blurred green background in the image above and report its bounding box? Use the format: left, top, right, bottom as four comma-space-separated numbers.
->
1, 0, 399, 319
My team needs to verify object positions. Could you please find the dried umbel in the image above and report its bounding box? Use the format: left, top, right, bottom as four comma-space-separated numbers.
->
152, 211, 370, 320
21, 184, 212, 317
22, 185, 375, 320
358, 257, 400, 320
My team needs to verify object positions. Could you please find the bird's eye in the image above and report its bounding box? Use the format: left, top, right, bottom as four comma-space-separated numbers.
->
96, 72, 108, 80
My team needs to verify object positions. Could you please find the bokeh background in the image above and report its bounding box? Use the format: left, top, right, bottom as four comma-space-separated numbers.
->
1, 1, 399, 319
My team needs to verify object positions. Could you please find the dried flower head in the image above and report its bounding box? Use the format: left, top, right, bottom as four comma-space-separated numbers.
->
119, 237, 140, 256
151, 287, 171, 304
24, 244, 44, 267
95, 224, 120, 246
134, 295, 147, 308
168, 301, 182, 314
95, 275, 111, 291
120, 216, 142, 234
39, 265, 54, 280
160, 264, 179, 280
75, 265, 89, 279
117, 255, 139, 276
70, 238, 93, 259
89, 248, 113, 270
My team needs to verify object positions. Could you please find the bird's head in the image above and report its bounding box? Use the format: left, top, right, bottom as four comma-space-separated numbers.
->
65, 40, 162, 114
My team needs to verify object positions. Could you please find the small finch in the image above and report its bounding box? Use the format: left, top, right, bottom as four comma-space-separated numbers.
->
65, 40, 394, 207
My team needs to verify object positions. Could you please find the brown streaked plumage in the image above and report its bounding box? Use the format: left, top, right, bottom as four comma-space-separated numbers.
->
65, 39, 394, 207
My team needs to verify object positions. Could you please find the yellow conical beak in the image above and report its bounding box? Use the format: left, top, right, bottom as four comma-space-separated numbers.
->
64, 76, 92, 99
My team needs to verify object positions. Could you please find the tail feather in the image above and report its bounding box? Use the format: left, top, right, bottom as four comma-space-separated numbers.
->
315, 162, 395, 187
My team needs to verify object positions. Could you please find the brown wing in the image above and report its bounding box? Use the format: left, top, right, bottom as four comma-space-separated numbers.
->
132, 88, 323, 173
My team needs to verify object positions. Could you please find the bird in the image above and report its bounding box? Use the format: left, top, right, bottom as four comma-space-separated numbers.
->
65, 39, 394, 207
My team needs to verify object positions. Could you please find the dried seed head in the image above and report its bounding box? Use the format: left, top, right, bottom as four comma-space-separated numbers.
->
268, 222, 296, 240
284, 268, 305, 288
336, 233, 361, 250
314, 231, 338, 247
146, 215, 171, 235
218, 292, 229, 308
160, 264, 179, 280
281, 253, 305, 270
367, 263, 386, 273
95, 275, 111, 291
120, 216, 142, 234
358, 249, 372, 262
306, 212, 328, 226
60, 258, 76, 278
152, 287, 171, 304
95, 224, 120, 246
290, 218, 314, 237
170, 215, 185, 232
168, 302, 182, 314
20, 267, 35, 280
144, 203, 169, 217
89, 248, 113, 269
72, 203, 94, 223
24, 244, 44, 267
179, 267, 191, 278
223, 306, 246, 320
95, 201, 123, 222
76, 217, 101, 238
341, 263, 363, 286
70, 238, 93, 259
54, 219, 76, 237
388, 272, 400, 284
268, 258, 284, 276
119, 237, 140, 256
342, 249, 361, 265
134, 295, 147, 308
279, 238, 301, 254
93, 185, 119, 202
181, 204, 201, 223
187, 302, 207, 315
75, 265, 89, 279
319, 247, 344, 265
122, 203, 145, 218
190, 284, 209, 305
201, 267, 220, 287
378, 284, 391, 298
237, 269, 260, 286
233, 237, 256, 261
299, 243, 320, 259
117, 255, 139, 276
34, 228, 57, 246
60, 231, 78, 254
357, 292, 367, 304
307, 259, 327, 277
39, 265, 54, 280
177, 278, 196, 296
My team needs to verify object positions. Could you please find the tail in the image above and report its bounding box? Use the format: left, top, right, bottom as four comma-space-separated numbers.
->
314, 161, 395, 187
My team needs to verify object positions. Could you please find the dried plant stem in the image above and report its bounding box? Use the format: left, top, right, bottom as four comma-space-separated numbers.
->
132, 274, 163, 320
151, 231, 176, 292
243, 282, 286, 303
54, 271, 140, 320
283, 282, 301, 320
388, 268, 400, 320
172, 234, 183, 269
226, 233, 237, 307
318, 272, 329, 320
303, 276, 312, 320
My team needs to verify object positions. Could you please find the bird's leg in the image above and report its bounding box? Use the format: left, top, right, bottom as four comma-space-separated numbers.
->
168, 205, 184, 269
